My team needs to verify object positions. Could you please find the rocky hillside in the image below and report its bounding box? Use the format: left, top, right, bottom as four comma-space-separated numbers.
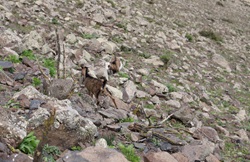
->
0, 0, 249, 162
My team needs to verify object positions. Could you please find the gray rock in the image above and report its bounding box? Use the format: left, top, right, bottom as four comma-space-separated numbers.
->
66, 33, 77, 44
136, 90, 150, 98
0, 107, 27, 142
106, 85, 123, 100
181, 139, 215, 161
137, 68, 149, 76
144, 151, 178, 162
165, 100, 181, 108
123, 80, 137, 102
98, 108, 127, 120
0, 61, 13, 69
212, 54, 231, 72
95, 138, 108, 148
44, 78, 74, 100
143, 55, 164, 67
150, 80, 168, 94
193, 127, 220, 143
24, 31, 43, 49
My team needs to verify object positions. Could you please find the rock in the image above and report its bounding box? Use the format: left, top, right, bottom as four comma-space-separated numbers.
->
144, 151, 178, 162
136, 90, 150, 98
14, 72, 27, 81
44, 78, 74, 100
193, 127, 220, 143
0, 71, 14, 86
106, 85, 123, 100
169, 92, 183, 100
106, 124, 122, 132
66, 33, 77, 44
181, 139, 215, 161
0, 107, 27, 145
22, 57, 34, 68
123, 80, 137, 102
150, 95, 160, 104
205, 154, 220, 162
172, 152, 189, 162
13, 86, 97, 149
17, 94, 30, 109
137, 68, 149, 76
99, 108, 127, 120
96, 38, 118, 54
9, 153, 33, 162
143, 55, 164, 67
24, 31, 43, 50
236, 109, 247, 122
236, 129, 250, 142
172, 108, 193, 126
0, 61, 13, 69
150, 80, 168, 94
160, 142, 172, 152
29, 99, 45, 110
133, 142, 145, 149
58, 146, 129, 162
95, 138, 108, 148
93, 13, 105, 23
165, 100, 181, 108
212, 54, 231, 72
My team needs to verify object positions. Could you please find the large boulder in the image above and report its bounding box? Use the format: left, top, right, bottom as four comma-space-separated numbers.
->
12, 86, 97, 149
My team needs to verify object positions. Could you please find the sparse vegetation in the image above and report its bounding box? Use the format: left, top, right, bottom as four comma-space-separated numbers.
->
120, 117, 134, 123
20, 49, 35, 60
118, 72, 130, 78
106, 0, 115, 7
103, 134, 115, 147
81, 33, 99, 39
52, 18, 59, 25
42, 144, 61, 162
32, 77, 42, 87
139, 52, 151, 59
43, 58, 56, 77
18, 132, 40, 155
71, 145, 82, 151
5, 55, 20, 63
144, 104, 154, 109
199, 30, 223, 42
185, 33, 193, 42
118, 143, 140, 162
160, 50, 173, 65
166, 83, 177, 92
0, 66, 3, 71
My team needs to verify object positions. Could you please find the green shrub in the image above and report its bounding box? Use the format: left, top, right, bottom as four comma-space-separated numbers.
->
185, 33, 193, 42
43, 58, 56, 77
21, 49, 35, 60
106, 0, 115, 7
52, 18, 59, 25
166, 83, 177, 92
71, 146, 82, 151
118, 143, 140, 162
18, 132, 40, 155
42, 144, 61, 162
81, 33, 99, 39
144, 104, 154, 109
118, 72, 130, 78
120, 117, 134, 123
32, 77, 41, 87
0, 66, 3, 71
5, 55, 20, 63
160, 50, 173, 65
139, 53, 151, 59
199, 30, 223, 42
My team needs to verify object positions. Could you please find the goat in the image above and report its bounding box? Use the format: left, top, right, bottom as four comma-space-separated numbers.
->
81, 65, 107, 105
108, 56, 123, 75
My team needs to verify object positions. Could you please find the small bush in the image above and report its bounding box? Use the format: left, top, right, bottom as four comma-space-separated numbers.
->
199, 30, 223, 42
5, 55, 20, 63
0, 66, 3, 71
185, 33, 193, 42
21, 49, 35, 60
52, 18, 59, 25
144, 104, 154, 109
71, 146, 82, 151
166, 84, 177, 92
81, 33, 99, 39
160, 50, 173, 65
118, 72, 130, 78
18, 132, 40, 155
120, 117, 134, 123
33, 77, 41, 87
106, 0, 115, 7
139, 53, 151, 59
118, 143, 140, 162
42, 144, 61, 162
43, 58, 56, 77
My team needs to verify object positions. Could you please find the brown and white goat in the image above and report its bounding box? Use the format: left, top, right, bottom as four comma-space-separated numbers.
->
81, 65, 107, 105
108, 56, 123, 75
